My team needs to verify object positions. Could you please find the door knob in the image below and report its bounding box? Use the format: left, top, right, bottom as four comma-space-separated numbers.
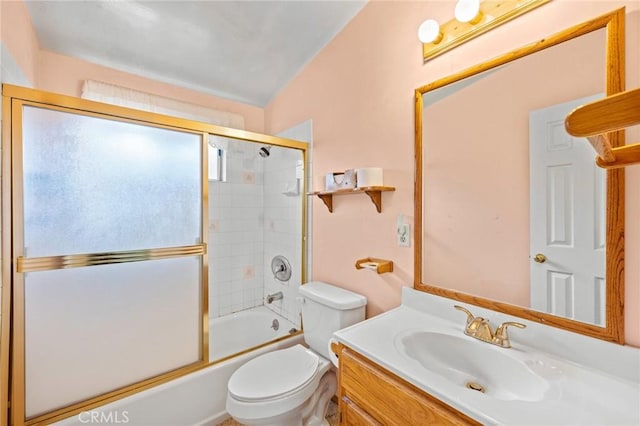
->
533, 253, 547, 263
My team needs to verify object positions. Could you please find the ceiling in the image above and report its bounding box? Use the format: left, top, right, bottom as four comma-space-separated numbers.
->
26, 0, 367, 107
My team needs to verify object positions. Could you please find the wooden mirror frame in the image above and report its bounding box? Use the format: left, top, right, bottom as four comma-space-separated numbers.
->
414, 8, 625, 344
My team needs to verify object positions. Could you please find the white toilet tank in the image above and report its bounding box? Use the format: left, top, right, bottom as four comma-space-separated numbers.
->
298, 281, 367, 359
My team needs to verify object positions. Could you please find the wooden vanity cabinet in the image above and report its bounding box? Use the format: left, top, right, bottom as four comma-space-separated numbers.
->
335, 344, 480, 426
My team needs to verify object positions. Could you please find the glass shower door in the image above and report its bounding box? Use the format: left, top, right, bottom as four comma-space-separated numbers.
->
13, 103, 207, 422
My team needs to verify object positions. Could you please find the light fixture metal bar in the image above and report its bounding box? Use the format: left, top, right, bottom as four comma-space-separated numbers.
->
17, 244, 206, 273
423, 0, 551, 62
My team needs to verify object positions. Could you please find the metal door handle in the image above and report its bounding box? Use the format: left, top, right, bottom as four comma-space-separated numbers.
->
533, 253, 547, 263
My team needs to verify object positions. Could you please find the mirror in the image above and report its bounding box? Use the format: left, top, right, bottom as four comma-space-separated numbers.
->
414, 9, 625, 343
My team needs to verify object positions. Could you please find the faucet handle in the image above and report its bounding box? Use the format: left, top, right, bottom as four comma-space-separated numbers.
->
493, 321, 526, 348
454, 305, 475, 325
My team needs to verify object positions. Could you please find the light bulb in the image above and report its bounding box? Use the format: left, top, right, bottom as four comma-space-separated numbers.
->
455, 0, 482, 24
418, 19, 443, 44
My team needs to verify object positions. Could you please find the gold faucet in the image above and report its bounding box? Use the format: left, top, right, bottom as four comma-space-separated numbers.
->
454, 305, 526, 348
492, 321, 527, 348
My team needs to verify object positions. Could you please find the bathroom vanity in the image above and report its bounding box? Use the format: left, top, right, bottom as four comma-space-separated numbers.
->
332, 288, 640, 425
335, 342, 478, 425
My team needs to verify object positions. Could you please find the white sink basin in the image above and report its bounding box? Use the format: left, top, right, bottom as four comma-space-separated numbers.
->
334, 291, 640, 425
395, 330, 550, 402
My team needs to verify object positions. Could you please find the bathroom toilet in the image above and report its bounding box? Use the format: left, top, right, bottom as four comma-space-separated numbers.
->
226, 281, 367, 426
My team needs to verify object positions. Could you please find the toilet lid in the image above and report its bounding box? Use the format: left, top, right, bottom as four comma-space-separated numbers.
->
228, 345, 319, 401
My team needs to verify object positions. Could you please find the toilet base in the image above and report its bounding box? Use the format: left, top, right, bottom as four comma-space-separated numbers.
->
301, 370, 336, 426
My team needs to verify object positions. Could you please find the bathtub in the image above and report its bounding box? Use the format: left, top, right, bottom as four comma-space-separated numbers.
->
55, 308, 303, 426
210, 305, 299, 361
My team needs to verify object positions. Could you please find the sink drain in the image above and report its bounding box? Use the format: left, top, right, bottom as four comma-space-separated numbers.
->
465, 381, 486, 393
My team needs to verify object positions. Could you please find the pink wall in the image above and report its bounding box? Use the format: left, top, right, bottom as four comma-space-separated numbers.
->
265, 1, 640, 346
1, 0, 39, 84
0, 0, 264, 133
3, 0, 639, 345
423, 30, 604, 308
37, 51, 265, 133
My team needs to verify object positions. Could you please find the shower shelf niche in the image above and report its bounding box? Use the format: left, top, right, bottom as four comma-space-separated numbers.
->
307, 186, 395, 213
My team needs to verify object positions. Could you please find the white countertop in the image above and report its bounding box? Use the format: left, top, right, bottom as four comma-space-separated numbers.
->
333, 288, 640, 425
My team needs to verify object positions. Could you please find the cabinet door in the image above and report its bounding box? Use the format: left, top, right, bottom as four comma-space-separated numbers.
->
339, 346, 479, 426
341, 396, 382, 426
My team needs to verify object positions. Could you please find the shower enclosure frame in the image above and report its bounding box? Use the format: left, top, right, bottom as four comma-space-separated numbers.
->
0, 84, 308, 426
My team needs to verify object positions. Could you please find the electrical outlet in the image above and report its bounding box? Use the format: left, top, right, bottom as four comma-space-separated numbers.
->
397, 223, 410, 247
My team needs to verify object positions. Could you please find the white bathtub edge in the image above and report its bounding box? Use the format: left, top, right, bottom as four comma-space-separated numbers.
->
54, 334, 305, 426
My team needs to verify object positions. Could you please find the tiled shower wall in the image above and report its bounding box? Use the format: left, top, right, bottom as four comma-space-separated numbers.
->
209, 137, 265, 318
263, 120, 313, 326
262, 146, 303, 325
208, 121, 310, 325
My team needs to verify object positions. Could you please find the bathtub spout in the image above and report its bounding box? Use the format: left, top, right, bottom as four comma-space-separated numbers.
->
266, 291, 283, 304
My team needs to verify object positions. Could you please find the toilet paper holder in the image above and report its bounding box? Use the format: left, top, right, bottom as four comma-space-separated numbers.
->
355, 257, 394, 274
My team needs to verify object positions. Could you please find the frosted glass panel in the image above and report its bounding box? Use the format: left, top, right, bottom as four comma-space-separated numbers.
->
22, 106, 202, 257
24, 256, 201, 417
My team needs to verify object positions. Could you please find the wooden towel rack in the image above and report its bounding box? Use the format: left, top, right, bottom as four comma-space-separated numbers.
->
565, 87, 640, 169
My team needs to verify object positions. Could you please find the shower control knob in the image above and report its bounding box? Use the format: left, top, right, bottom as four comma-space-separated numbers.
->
271, 255, 292, 281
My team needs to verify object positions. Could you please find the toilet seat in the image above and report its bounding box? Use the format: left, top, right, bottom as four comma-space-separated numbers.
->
228, 345, 320, 402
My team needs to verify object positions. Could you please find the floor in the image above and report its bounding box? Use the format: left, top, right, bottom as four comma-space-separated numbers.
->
217, 400, 339, 426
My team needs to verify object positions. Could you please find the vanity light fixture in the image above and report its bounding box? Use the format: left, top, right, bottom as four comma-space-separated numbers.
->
419, 0, 550, 62
418, 19, 443, 44
454, 0, 482, 24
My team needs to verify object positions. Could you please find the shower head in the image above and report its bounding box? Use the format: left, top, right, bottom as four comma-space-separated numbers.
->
258, 146, 271, 158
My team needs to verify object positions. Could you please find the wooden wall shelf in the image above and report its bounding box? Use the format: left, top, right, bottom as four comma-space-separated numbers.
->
308, 186, 395, 213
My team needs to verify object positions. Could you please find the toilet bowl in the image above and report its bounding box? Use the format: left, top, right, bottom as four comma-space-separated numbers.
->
226, 345, 334, 426
225, 281, 367, 426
